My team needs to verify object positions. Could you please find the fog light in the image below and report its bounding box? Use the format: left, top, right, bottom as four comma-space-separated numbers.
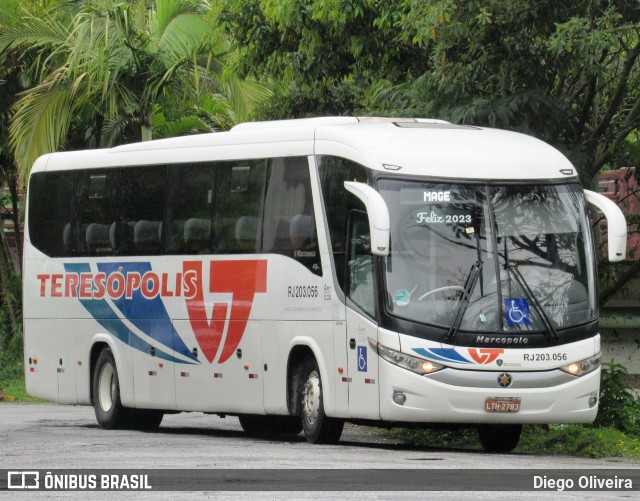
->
589, 394, 598, 408
393, 391, 407, 406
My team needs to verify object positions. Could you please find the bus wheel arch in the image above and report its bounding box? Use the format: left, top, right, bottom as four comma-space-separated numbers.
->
287, 346, 343, 444
89, 342, 110, 407
286, 345, 316, 416
92, 346, 130, 429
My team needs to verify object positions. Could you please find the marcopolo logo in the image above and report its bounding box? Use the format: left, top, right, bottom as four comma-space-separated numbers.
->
467, 348, 504, 364
37, 259, 267, 365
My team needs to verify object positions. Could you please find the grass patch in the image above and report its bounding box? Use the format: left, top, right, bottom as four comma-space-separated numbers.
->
0, 333, 46, 403
0, 321, 45, 403
387, 424, 640, 458
0, 375, 44, 402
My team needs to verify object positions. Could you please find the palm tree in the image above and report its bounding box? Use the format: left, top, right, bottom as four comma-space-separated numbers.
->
3, 0, 271, 181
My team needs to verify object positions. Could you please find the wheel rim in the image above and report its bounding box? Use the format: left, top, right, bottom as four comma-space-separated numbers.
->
302, 370, 321, 426
98, 362, 115, 412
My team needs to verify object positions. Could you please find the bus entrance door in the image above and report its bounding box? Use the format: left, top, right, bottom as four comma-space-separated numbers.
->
346, 308, 380, 419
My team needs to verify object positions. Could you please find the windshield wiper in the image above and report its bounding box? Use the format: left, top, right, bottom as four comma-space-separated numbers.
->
507, 263, 559, 344
445, 260, 483, 344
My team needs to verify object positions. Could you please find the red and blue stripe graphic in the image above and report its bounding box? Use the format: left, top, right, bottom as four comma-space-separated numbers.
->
64, 262, 198, 364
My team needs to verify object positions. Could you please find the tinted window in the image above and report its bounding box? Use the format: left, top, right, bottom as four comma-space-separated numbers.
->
164, 161, 266, 255
164, 163, 215, 254
318, 156, 370, 289
212, 161, 266, 254
28, 172, 75, 257
263, 157, 321, 275
118, 165, 167, 254
348, 210, 375, 317
74, 170, 119, 256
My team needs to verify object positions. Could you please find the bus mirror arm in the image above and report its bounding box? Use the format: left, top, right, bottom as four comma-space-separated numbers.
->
344, 181, 390, 256
584, 189, 627, 262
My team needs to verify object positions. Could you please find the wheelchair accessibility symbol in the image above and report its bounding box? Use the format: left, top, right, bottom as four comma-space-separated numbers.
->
504, 298, 531, 326
357, 346, 368, 372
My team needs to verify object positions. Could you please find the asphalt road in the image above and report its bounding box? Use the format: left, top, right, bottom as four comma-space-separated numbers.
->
1, 403, 638, 499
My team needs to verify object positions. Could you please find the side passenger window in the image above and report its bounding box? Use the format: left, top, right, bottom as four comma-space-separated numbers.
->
118, 165, 166, 254
211, 162, 265, 254
28, 172, 75, 257
164, 161, 266, 255
164, 164, 215, 254
73, 170, 118, 256
263, 157, 321, 275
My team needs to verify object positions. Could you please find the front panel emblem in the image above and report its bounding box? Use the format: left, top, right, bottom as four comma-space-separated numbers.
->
498, 372, 512, 388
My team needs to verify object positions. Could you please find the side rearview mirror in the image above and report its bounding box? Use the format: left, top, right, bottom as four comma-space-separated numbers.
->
344, 181, 390, 256
584, 189, 627, 262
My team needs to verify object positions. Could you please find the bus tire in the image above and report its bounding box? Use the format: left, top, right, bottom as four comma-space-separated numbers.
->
130, 409, 164, 431
299, 359, 343, 444
239, 415, 302, 436
477, 424, 522, 453
92, 348, 130, 430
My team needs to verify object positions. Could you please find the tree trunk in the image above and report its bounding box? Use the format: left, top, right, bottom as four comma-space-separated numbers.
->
141, 110, 153, 142
8, 172, 22, 272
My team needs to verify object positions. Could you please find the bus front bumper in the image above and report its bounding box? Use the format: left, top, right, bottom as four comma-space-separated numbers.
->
379, 360, 600, 424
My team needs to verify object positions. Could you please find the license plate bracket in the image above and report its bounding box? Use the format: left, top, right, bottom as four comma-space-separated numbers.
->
485, 397, 521, 413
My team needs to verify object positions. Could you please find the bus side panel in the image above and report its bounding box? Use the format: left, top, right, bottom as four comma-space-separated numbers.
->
23, 319, 87, 404
24, 319, 59, 402
212, 320, 264, 414
345, 309, 380, 420
23, 318, 135, 407
262, 320, 286, 414
173, 319, 264, 413
56, 322, 79, 404
131, 322, 177, 410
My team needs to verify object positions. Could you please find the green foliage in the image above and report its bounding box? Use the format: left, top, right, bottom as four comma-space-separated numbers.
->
518, 425, 640, 458
0, 274, 23, 390
593, 360, 640, 433
388, 423, 640, 458
216, 0, 640, 186
213, 0, 426, 118
389, 427, 481, 450
2, 0, 272, 181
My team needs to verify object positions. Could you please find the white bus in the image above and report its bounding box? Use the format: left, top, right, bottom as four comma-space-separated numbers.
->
23, 117, 626, 452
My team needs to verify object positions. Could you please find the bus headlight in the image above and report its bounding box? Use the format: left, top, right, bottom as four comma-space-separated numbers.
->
560, 354, 600, 376
369, 338, 444, 375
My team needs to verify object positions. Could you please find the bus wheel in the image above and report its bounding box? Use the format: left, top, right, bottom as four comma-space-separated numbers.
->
130, 409, 164, 431
299, 359, 343, 444
92, 348, 130, 430
477, 424, 522, 453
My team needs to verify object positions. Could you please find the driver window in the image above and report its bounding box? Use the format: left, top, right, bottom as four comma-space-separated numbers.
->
347, 210, 375, 318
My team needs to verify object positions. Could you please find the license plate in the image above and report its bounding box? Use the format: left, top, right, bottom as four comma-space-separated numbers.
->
485, 397, 521, 413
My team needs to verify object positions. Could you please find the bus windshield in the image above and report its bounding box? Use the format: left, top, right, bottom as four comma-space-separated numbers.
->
379, 180, 596, 334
